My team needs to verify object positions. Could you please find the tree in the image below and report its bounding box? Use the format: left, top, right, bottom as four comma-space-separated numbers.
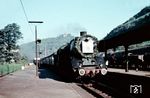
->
0, 23, 22, 63
0, 30, 7, 64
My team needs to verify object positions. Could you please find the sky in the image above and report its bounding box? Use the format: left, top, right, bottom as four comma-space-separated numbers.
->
0, 0, 150, 44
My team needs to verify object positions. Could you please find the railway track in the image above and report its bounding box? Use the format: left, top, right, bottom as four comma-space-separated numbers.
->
80, 83, 112, 98
77, 79, 135, 98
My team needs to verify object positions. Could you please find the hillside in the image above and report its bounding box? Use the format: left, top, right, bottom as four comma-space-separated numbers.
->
20, 34, 74, 61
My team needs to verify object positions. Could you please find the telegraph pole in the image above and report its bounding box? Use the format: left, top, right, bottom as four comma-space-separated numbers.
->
28, 21, 43, 77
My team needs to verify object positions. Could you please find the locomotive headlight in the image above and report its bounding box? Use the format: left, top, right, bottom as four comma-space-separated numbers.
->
100, 64, 103, 67
105, 60, 108, 66
79, 69, 85, 76
101, 68, 107, 75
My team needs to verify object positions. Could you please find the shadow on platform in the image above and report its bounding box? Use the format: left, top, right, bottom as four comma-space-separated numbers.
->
38, 68, 63, 82
38, 68, 75, 83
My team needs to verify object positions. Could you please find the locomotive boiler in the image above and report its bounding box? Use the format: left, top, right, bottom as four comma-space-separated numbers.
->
55, 31, 107, 79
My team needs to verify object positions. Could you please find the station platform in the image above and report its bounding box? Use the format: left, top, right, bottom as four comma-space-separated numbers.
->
108, 68, 150, 78
0, 65, 94, 98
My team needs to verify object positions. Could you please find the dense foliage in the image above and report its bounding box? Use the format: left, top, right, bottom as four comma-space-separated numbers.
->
104, 6, 150, 40
0, 23, 23, 64
102, 6, 150, 52
0, 63, 22, 76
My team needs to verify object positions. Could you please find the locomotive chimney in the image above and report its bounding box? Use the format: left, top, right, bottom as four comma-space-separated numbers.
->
80, 31, 87, 36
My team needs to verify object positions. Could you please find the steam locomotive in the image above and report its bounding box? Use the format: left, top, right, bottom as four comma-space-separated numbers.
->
40, 31, 107, 79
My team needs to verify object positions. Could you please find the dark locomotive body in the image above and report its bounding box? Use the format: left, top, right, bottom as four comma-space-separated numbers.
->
40, 32, 107, 79
69, 33, 107, 77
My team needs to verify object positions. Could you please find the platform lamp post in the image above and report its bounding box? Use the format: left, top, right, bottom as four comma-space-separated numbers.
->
28, 21, 43, 77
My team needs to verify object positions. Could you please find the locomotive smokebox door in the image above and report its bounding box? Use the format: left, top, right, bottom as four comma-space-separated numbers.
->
82, 38, 94, 53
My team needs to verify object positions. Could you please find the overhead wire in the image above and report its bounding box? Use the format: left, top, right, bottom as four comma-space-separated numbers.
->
19, 0, 33, 33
